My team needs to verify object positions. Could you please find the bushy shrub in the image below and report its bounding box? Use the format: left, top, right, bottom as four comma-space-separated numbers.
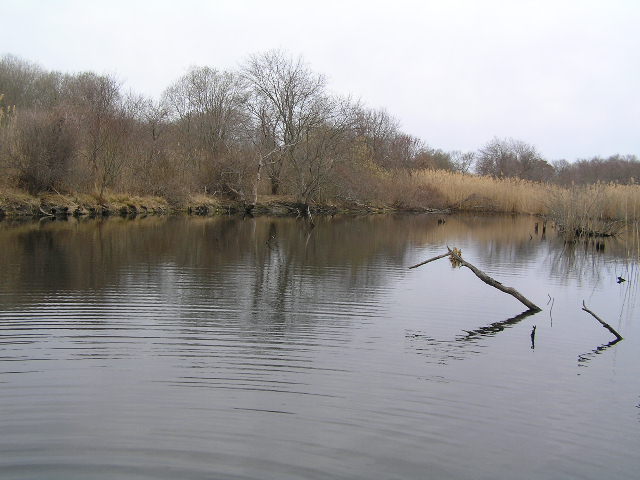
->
10, 110, 75, 194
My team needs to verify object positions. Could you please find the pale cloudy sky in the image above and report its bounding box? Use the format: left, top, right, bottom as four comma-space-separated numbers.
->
2, 0, 639, 160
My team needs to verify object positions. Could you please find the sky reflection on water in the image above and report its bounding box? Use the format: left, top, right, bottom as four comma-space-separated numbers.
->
0, 214, 638, 480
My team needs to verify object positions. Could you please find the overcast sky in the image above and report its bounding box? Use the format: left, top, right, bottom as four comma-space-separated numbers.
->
2, 0, 639, 160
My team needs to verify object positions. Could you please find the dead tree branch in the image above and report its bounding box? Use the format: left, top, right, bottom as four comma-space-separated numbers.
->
408, 252, 452, 269
581, 301, 623, 341
448, 247, 541, 312
408, 247, 541, 312
38, 206, 54, 217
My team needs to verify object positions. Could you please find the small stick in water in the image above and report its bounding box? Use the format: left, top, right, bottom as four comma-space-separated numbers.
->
581, 301, 623, 341
408, 252, 453, 269
530, 325, 536, 349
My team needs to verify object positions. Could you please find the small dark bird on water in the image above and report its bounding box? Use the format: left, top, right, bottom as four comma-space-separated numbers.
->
617, 276, 626, 284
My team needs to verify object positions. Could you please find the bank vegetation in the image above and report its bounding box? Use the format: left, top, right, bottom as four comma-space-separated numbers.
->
1, 52, 639, 237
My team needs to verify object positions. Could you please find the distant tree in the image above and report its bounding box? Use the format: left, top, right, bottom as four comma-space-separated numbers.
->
0, 54, 43, 108
449, 150, 475, 174
554, 154, 640, 185
476, 137, 553, 181
551, 159, 571, 184
414, 147, 455, 171
351, 106, 398, 167
0, 54, 63, 109
387, 133, 425, 171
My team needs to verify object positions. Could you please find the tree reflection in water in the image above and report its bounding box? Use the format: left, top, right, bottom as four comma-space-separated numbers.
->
406, 309, 540, 365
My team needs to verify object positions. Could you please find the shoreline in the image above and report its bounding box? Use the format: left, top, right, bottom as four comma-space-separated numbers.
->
0, 190, 450, 220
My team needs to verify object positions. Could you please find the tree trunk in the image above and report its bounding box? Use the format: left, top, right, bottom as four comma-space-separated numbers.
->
270, 177, 279, 195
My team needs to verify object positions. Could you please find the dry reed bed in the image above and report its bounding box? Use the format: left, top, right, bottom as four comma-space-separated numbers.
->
412, 170, 548, 214
412, 170, 640, 225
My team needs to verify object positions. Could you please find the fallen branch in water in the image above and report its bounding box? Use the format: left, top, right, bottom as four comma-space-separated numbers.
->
581, 301, 623, 341
408, 252, 452, 269
408, 247, 541, 312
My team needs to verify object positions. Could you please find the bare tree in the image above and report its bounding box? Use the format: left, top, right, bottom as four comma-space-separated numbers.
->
122, 96, 174, 195
8, 108, 75, 193
555, 154, 640, 185
351, 106, 398, 167
387, 133, 425, 172
291, 96, 357, 202
162, 66, 249, 194
62, 72, 132, 199
242, 50, 329, 196
449, 150, 475, 174
476, 137, 552, 181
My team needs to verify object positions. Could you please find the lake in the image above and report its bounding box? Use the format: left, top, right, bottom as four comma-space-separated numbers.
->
0, 214, 638, 479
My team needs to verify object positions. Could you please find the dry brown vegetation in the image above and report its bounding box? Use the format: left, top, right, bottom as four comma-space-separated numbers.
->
407, 170, 640, 237
1, 52, 640, 239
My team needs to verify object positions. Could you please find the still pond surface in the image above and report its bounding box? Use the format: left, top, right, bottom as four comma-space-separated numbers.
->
0, 214, 638, 479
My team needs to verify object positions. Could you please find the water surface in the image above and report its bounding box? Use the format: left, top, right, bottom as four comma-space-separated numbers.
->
0, 214, 638, 479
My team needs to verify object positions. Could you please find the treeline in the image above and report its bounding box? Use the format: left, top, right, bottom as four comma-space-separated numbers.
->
475, 137, 640, 185
0, 52, 638, 208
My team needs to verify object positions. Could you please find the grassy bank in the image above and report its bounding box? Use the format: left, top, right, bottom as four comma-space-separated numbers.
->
0, 189, 170, 217
0, 189, 397, 219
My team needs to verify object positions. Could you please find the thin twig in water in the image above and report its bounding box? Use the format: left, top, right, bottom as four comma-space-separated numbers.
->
408, 252, 452, 269
581, 301, 623, 341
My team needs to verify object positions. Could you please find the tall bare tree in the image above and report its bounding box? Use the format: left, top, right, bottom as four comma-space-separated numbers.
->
62, 72, 132, 199
162, 66, 249, 194
243, 50, 330, 196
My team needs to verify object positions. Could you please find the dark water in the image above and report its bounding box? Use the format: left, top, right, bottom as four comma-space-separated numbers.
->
0, 214, 638, 479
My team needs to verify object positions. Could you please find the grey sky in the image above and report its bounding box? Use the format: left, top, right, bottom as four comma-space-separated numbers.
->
2, 0, 639, 160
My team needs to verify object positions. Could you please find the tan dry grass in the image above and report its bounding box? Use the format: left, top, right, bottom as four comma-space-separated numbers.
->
0, 187, 40, 215
411, 170, 640, 222
546, 183, 640, 237
411, 170, 550, 214
102, 192, 169, 211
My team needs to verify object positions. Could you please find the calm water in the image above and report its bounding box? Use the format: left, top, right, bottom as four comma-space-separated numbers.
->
0, 214, 638, 479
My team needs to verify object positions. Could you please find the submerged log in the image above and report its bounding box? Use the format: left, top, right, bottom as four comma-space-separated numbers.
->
408, 247, 541, 312
581, 301, 623, 341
